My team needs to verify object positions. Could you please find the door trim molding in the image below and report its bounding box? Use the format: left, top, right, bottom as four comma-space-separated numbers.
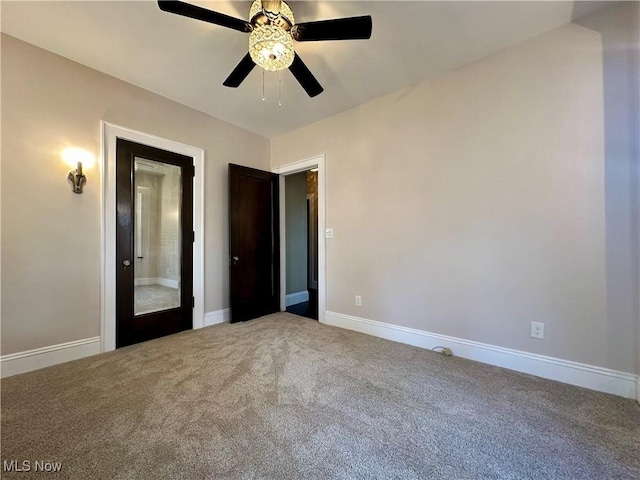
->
101, 122, 205, 352
273, 155, 326, 323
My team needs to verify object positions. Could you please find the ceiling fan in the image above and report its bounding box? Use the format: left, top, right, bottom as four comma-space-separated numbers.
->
158, 0, 373, 97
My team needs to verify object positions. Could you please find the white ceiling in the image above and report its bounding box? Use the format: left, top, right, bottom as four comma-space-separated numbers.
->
1, 1, 609, 138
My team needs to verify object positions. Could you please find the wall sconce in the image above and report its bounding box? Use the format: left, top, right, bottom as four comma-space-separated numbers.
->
68, 162, 86, 194
63, 147, 94, 194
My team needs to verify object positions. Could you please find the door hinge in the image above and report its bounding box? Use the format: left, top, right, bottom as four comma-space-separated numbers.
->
192, 165, 195, 177
192, 297, 195, 308
192, 230, 195, 243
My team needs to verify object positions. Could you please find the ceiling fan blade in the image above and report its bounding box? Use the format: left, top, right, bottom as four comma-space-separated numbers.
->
158, 1, 252, 33
292, 16, 372, 42
223, 53, 256, 88
289, 53, 323, 98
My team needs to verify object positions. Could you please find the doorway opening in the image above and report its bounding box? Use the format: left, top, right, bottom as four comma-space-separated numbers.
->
283, 170, 318, 320
274, 155, 326, 323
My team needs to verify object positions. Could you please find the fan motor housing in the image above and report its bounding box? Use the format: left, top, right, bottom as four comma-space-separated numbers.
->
250, 0, 294, 31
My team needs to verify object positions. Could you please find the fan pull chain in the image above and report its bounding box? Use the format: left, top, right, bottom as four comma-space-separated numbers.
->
278, 71, 282, 106
262, 70, 266, 102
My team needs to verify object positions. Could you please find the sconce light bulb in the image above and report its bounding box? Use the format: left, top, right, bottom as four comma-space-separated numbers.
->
62, 147, 95, 169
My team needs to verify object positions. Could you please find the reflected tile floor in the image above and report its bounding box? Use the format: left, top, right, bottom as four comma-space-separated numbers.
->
134, 284, 179, 315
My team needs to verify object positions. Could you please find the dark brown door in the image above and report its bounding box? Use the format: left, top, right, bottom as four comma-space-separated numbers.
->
229, 164, 280, 323
116, 139, 194, 348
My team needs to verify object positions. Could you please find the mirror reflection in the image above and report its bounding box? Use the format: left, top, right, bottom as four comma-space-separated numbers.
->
133, 157, 182, 315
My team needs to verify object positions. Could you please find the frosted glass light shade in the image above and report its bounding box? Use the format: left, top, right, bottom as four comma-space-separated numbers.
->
249, 24, 295, 71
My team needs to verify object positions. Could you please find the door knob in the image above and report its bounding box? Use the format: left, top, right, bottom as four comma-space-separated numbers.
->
122, 259, 131, 267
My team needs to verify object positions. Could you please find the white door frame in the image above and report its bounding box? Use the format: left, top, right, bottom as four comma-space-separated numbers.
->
273, 155, 326, 324
101, 121, 205, 352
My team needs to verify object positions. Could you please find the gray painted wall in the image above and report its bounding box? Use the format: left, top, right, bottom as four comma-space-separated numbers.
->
285, 172, 308, 295
574, 0, 640, 389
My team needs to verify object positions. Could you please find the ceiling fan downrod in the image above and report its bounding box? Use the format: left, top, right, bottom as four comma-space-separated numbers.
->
261, 0, 282, 21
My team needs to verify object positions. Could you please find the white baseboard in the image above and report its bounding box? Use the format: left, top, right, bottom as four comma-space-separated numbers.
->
2, 308, 226, 377
134, 277, 179, 289
157, 278, 179, 289
1, 307, 228, 377
324, 311, 639, 400
286, 291, 309, 307
0, 337, 101, 379
204, 308, 230, 327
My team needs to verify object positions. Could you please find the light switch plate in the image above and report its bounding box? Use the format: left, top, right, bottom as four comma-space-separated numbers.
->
325, 228, 334, 239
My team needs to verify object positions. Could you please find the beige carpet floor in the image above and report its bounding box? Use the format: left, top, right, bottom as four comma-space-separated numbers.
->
1, 313, 639, 479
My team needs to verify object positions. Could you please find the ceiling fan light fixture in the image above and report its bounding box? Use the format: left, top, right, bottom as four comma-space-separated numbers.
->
159, 0, 373, 97
249, 24, 294, 71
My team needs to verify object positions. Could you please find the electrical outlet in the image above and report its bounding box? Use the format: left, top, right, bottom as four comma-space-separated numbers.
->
355, 295, 362, 307
531, 321, 544, 339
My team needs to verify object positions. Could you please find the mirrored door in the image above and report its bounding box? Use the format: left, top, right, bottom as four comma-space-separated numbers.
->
116, 139, 194, 348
